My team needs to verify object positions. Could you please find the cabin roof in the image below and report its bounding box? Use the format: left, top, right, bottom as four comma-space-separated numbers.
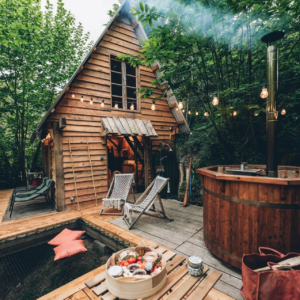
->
34, 0, 189, 137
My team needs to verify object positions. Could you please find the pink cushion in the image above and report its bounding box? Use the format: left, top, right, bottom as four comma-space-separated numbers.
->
54, 240, 87, 261
48, 228, 85, 246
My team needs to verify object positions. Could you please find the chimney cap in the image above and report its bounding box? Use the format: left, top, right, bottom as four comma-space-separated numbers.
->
261, 31, 285, 44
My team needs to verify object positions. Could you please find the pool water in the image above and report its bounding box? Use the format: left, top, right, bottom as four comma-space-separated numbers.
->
0, 229, 113, 300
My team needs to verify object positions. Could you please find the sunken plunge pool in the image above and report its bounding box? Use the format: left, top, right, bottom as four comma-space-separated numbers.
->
0, 220, 129, 300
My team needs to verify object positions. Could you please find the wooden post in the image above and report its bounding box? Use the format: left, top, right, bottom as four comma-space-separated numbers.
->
53, 123, 65, 211
144, 137, 149, 188
183, 157, 193, 207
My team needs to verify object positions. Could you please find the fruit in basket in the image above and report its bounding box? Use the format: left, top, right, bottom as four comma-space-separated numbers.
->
137, 256, 142, 261
137, 261, 145, 269
128, 257, 137, 264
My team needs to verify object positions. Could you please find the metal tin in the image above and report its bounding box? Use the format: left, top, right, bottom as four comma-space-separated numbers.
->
188, 256, 203, 269
188, 264, 203, 277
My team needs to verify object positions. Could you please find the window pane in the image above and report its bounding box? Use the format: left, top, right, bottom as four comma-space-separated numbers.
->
111, 60, 122, 72
111, 72, 122, 84
127, 100, 137, 110
127, 87, 137, 99
126, 75, 136, 87
126, 64, 136, 76
112, 97, 123, 109
112, 84, 122, 96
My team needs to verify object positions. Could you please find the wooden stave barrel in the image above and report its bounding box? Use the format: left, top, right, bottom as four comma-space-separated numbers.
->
197, 166, 300, 269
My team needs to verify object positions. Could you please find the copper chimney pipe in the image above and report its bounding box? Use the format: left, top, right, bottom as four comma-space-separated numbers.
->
262, 31, 284, 177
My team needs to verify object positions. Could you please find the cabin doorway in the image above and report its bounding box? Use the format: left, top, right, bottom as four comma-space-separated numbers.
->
107, 136, 146, 193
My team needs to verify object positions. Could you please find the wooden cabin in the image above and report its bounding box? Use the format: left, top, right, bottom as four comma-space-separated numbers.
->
34, 0, 189, 211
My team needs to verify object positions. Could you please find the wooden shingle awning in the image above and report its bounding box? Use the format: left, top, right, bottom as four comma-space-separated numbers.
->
101, 117, 158, 137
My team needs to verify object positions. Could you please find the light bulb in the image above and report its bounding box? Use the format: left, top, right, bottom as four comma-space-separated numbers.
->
72, 93, 75, 98
196, 111, 198, 116
176, 107, 178, 111
254, 111, 259, 116
281, 108, 286, 115
260, 85, 268, 99
130, 103, 134, 110
212, 93, 219, 106
182, 109, 185, 113
90, 98, 93, 105
114, 103, 118, 109
80, 96, 83, 102
178, 101, 183, 109
151, 100, 156, 111
204, 112, 209, 117
101, 100, 104, 107
188, 110, 191, 114
233, 110, 238, 116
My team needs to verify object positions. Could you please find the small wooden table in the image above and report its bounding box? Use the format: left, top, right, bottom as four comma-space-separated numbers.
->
79, 250, 224, 300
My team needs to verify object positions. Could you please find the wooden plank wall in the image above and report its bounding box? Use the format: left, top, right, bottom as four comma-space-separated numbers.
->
46, 18, 177, 210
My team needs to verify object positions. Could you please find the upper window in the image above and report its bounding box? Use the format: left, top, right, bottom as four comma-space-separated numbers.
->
111, 56, 137, 111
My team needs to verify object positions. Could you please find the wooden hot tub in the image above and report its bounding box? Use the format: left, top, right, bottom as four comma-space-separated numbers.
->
196, 165, 300, 269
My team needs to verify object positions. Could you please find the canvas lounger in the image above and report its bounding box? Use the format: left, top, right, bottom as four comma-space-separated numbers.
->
9, 179, 54, 217
123, 175, 174, 230
100, 173, 135, 216
13, 177, 49, 197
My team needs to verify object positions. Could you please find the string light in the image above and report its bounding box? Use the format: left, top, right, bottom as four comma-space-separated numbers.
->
130, 103, 135, 110
72, 93, 75, 98
178, 101, 183, 109
188, 110, 191, 114
182, 109, 185, 113
233, 110, 238, 116
176, 107, 179, 111
260, 84, 268, 99
101, 100, 105, 107
90, 98, 93, 105
196, 111, 198, 115
114, 103, 119, 109
212, 93, 219, 106
151, 100, 156, 111
281, 108, 286, 115
80, 96, 83, 102
254, 111, 259, 116
204, 112, 209, 117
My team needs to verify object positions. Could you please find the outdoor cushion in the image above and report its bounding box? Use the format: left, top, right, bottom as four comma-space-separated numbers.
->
53, 240, 87, 261
48, 228, 85, 246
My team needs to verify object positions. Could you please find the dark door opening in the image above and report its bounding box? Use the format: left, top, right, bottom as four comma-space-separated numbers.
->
107, 136, 145, 193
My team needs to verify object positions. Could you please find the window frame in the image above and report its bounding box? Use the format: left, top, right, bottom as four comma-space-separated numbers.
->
110, 55, 140, 112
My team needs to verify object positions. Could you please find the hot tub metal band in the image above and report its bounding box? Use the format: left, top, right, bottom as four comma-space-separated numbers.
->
203, 187, 300, 209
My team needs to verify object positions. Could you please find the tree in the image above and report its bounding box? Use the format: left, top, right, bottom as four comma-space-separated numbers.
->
104, 0, 124, 25
0, 0, 92, 188
120, 0, 300, 168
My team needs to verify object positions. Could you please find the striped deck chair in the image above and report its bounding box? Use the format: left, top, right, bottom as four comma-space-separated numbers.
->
100, 173, 135, 216
123, 176, 173, 230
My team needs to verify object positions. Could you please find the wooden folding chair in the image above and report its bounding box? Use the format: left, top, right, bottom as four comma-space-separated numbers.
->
100, 173, 135, 216
123, 175, 174, 229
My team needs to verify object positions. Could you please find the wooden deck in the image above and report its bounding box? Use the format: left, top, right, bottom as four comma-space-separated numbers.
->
0, 190, 242, 299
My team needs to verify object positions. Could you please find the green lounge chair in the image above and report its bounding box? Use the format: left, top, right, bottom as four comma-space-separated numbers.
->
10, 179, 54, 218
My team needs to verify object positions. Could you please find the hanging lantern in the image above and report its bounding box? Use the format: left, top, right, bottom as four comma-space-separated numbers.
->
233, 110, 238, 116
212, 93, 219, 106
254, 111, 259, 116
281, 108, 286, 115
196, 111, 199, 116
80, 96, 83, 102
72, 93, 75, 98
114, 103, 118, 109
151, 100, 156, 111
260, 84, 268, 99
204, 111, 209, 117
90, 98, 93, 105
130, 103, 135, 110
101, 100, 105, 107
178, 101, 183, 109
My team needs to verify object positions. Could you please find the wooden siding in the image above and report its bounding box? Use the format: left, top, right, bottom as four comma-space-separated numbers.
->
47, 18, 177, 210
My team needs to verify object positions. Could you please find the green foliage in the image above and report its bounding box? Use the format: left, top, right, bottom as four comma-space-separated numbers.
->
125, 0, 300, 168
104, 0, 124, 26
0, 0, 92, 187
